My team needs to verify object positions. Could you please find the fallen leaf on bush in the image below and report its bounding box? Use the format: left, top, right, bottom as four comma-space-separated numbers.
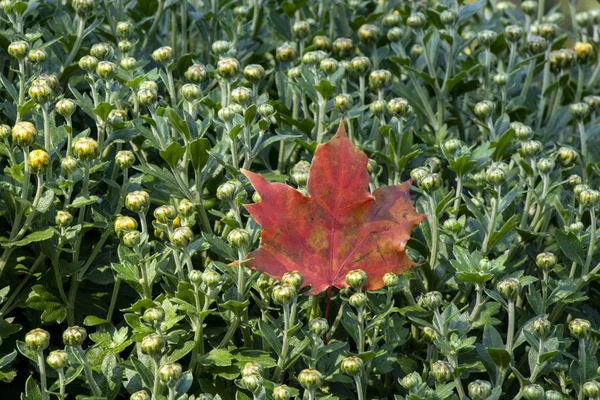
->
242, 121, 426, 294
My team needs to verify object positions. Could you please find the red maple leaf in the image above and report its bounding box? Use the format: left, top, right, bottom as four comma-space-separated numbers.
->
241, 122, 426, 294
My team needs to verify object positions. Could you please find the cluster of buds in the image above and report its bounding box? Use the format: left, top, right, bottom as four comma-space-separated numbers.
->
240, 362, 264, 394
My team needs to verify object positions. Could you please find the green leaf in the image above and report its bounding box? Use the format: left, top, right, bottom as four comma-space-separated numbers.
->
2, 227, 54, 247
26, 285, 67, 323
69, 195, 99, 208
168, 341, 196, 362
93, 102, 115, 122
35, 189, 54, 213
22, 376, 42, 400
199, 348, 234, 367
314, 80, 336, 100
159, 141, 186, 169
190, 138, 211, 171
244, 104, 257, 126
555, 229, 585, 266
166, 108, 190, 141
486, 347, 511, 369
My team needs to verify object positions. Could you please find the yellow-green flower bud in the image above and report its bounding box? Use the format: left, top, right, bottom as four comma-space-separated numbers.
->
130, 390, 151, 400
116, 21, 133, 38
358, 24, 380, 43
422, 291, 443, 310
73, 137, 99, 161
569, 318, 591, 339
474, 100, 494, 119
477, 30, 497, 47
544, 390, 562, 400
583, 381, 600, 398
25, 328, 50, 351
115, 150, 135, 169
241, 362, 264, 377
178, 199, 194, 217
522, 0, 537, 15
243, 64, 265, 83
387, 27, 403, 42
332, 37, 354, 58
536, 252, 556, 270
90, 42, 112, 60
272, 284, 296, 305
348, 292, 367, 308
430, 360, 454, 383
63, 326, 87, 346
79, 55, 98, 72
309, 318, 328, 336
410, 44, 424, 57
0, 124, 10, 141
122, 230, 141, 247
61, 156, 77, 174
137, 88, 158, 106
369, 99, 386, 116
407, 12, 427, 29
273, 385, 292, 400
170, 226, 194, 247
440, 10, 458, 26
143, 307, 165, 328
12, 121, 37, 147
141, 333, 162, 356
185, 64, 208, 84
368, 69, 392, 91
569, 102, 590, 121
56, 99, 77, 117
241, 374, 263, 393
202, 270, 221, 288
179, 84, 200, 102
159, 363, 183, 386
114, 216, 138, 238
527, 36, 547, 55
125, 190, 150, 213
154, 205, 177, 223
276, 43, 296, 62
401, 372, 422, 391
8, 40, 30, 60
28, 149, 51, 174
567, 175, 582, 189
531, 317, 551, 338
468, 380, 493, 400
56, 210, 73, 228
28, 48, 47, 64
579, 189, 600, 208
556, 147, 577, 167
313, 35, 331, 51
212, 40, 233, 55
422, 326, 437, 343
497, 277, 520, 301
522, 384, 545, 400
383, 13, 402, 27
47, 350, 68, 370
520, 140, 542, 158
152, 46, 173, 64
72, 0, 95, 16
96, 61, 117, 80
28, 82, 52, 104
231, 86, 252, 105
345, 269, 367, 290
118, 40, 134, 54
320, 57, 339, 75
217, 57, 240, 79
387, 97, 411, 118
340, 356, 363, 376
298, 369, 323, 391
419, 173, 442, 192
281, 271, 304, 290
292, 20, 310, 39
383, 273, 398, 288
333, 93, 353, 113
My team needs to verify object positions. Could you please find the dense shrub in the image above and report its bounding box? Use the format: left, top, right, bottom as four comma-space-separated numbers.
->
0, 0, 599, 399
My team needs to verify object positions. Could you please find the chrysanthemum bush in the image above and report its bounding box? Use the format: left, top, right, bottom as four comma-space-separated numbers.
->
1, 0, 600, 398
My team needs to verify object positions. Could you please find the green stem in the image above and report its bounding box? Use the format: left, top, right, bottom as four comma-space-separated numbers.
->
64, 16, 86, 68
428, 194, 439, 269
584, 208, 596, 275
452, 175, 463, 218
106, 278, 121, 323
58, 368, 66, 400
536, 47, 552, 130
272, 302, 292, 382
578, 121, 589, 183
580, 338, 587, 398
506, 300, 515, 354
76, 345, 102, 397
354, 375, 365, 400
481, 185, 501, 254
37, 350, 48, 400
152, 357, 161, 400
143, 0, 166, 49
469, 284, 483, 323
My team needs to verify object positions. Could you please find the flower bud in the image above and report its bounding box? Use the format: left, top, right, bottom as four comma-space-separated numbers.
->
115, 150, 135, 169
493, 73, 507, 86
497, 278, 520, 301
401, 372, 422, 391
569, 318, 591, 339
468, 380, 493, 400
130, 391, 150, 400
151, 46, 173, 64
567, 175, 582, 189
311, 35, 330, 51
569, 102, 590, 121
544, 390, 562, 400
549, 49, 576, 73
522, 0, 537, 15
79, 55, 98, 72
289, 160, 310, 187
387, 97, 411, 118
536, 252, 556, 270
309, 318, 328, 336
520, 140, 542, 157
90, 42, 112, 60
171, 226, 194, 247
28, 149, 51, 174
124, 191, 150, 214
349, 292, 367, 308
419, 173, 441, 192
320, 58, 339, 75
574, 42, 593, 64
292, 20, 310, 39
55, 99, 77, 118
273, 385, 292, 400
430, 360, 454, 383
407, 12, 426, 29
383, 273, 398, 288
25, 328, 50, 351
387, 27, 403, 42
538, 23, 558, 40
0, 124, 10, 141
349, 57, 370, 77
410, 167, 428, 183
8, 40, 29, 60
368, 69, 392, 91
217, 57, 240, 79
410, 44, 423, 57
96, 61, 117, 80
369, 100, 386, 116
281, 271, 304, 290
12, 121, 37, 147
115, 20, 133, 38
504, 25, 523, 43
47, 350, 68, 370
584, 95, 600, 111
141, 333, 162, 356
231, 86, 252, 105
340, 356, 363, 376
276, 43, 296, 62
583, 381, 600, 398
579, 189, 600, 208
382, 12, 401, 27
474, 100, 494, 119
345, 269, 367, 290
568, 221, 584, 234
185, 64, 208, 84
241, 374, 263, 393
137, 88, 157, 106
154, 205, 177, 223
422, 291, 443, 310
440, 9, 458, 26
358, 24, 380, 43
332, 38, 354, 58
523, 384, 545, 400
527, 36, 547, 55
143, 308, 165, 329
178, 199, 194, 217
28, 48, 47, 64
72, 0, 94, 15
227, 228, 250, 248
114, 216, 138, 238
573, 184, 589, 198
272, 284, 296, 305
178, 84, 200, 102
302, 50, 326, 66
56, 210, 73, 228
298, 369, 323, 391
63, 326, 87, 346
422, 326, 437, 343
202, 270, 221, 288
478, 30, 497, 48
531, 317, 551, 338
509, 122, 531, 141
118, 40, 134, 54
159, 363, 182, 386
556, 147, 577, 167
241, 361, 263, 378
29, 82, 53, 104
442, 139, 461, 155
243, 64, 265, 83
536, 158, 554, 174
122, 230, 141, 247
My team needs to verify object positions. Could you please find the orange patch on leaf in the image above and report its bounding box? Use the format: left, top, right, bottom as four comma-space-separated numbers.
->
241, 121, 426, 294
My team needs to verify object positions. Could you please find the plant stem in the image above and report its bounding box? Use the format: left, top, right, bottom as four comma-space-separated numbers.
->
37, 350, 48, 400
106, 278, 121, 322
76, 345, 102, 397
535, 47, 552, 130
469, 284, 483, 323
482, 185, 501, 254
17, 60, 26, 120
506, 300, 515, 354
578, 121, 588, 183
152, 357, 161, 399
143, 0, 166, 49
272, 302, 292, 382
428, 194, 439, 269
64, 16, 86, 68
584, 208, 596, 275
58, 368, 66, 400
354, 375, 365, 400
